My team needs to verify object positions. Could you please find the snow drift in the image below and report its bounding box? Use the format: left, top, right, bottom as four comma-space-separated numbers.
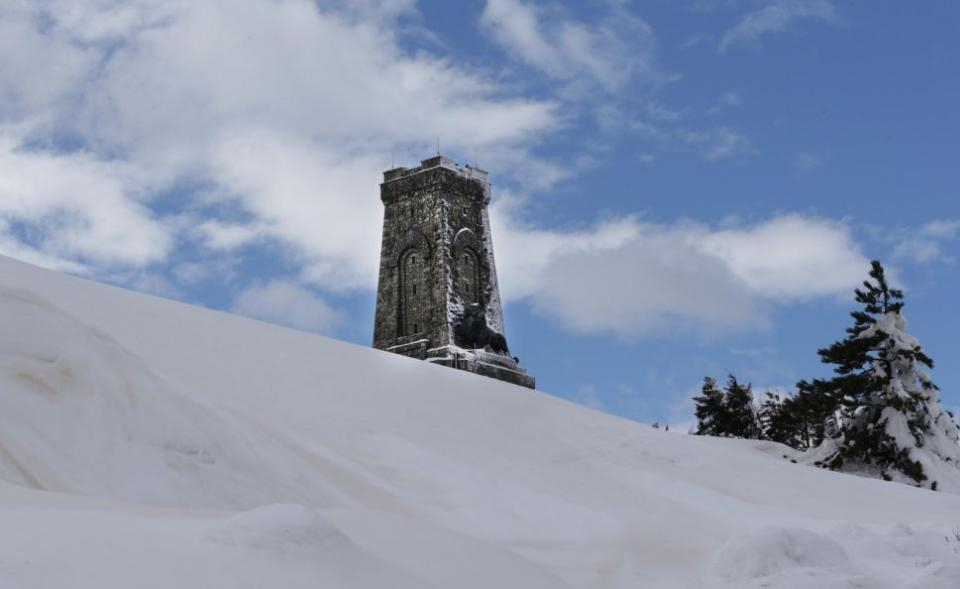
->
0, 254, 958, 588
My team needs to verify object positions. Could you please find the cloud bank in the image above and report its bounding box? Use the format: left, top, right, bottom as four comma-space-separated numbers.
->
493, 209, 869, 338
0, 0, 557, 286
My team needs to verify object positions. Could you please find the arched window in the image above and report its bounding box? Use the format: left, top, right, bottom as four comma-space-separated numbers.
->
399, 248, 425, 336
456, 249, 480, 304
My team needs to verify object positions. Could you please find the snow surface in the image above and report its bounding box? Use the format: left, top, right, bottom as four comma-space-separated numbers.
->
1, 254, 959, 588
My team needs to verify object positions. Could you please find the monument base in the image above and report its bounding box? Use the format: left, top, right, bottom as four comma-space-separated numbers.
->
426, 346, 535, 389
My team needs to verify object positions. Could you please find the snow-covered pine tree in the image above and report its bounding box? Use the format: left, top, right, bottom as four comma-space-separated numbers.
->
723, 375, 759, 439
804, 260, 960, 489
694, 377, 726, 436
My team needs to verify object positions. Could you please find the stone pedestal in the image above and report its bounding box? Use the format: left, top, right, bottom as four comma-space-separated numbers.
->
426, 346, 535, 389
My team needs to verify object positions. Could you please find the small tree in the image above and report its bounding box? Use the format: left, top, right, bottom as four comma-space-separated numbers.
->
723, 375, 759, 439
800, 260, 960, 488
694, 375, 762, 439
789, 386, 840, 450
694, 377, 727, 436
759, 391, 793, 446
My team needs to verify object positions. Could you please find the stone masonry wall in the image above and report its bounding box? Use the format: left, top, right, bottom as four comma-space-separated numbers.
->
373, 157, 499, 354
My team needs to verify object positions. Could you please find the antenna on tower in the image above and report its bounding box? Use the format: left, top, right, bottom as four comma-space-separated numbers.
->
436, 137, 440, 156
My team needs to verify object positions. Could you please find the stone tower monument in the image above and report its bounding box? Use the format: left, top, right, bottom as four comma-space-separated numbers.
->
373, 155, 534, 388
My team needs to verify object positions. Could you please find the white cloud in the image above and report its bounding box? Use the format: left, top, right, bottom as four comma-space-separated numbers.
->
192, 219, 265, 252
532, 228, 769, 336
0, 0, 558, 284
794, 152, 823, 170
701, 215, 868, 299
719, 0, 837, 53
69, 0, 555, 161
921, 220, 960, 239
206, 132, 389, 289
493, 207, 868, 338
625, 119, 753, 162
689, 127, 753, 161
708, 92, 742, 114
0, 131, 171, 268
893, 239, 941, 265
0, 220, 87, 274
232, 280, 343, 334
891, 219, 960, 265
171, 259, 239, 288
646, 102, 687, 123
108, 270, 185, 299
480, 0, 666, 94
171, 263, 209, 286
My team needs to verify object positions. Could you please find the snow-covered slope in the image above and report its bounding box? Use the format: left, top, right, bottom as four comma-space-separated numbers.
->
1, 254, 958, 588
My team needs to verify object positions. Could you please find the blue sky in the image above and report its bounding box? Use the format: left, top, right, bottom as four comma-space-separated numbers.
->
1, 0, 958, 427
